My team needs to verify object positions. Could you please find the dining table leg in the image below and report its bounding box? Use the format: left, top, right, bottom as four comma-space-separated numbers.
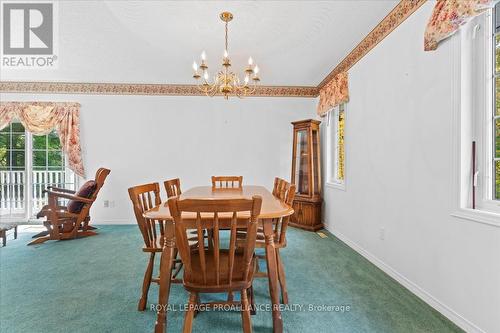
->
154, 221, 175, 333
262, 218, 283, 333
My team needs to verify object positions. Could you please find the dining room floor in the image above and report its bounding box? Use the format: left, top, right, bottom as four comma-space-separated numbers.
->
0, 225, 462, 333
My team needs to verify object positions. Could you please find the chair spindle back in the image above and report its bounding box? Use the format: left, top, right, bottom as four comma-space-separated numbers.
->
128, 183, 164, 248
272, 177, 288, 200
272, 178, 296, 246
164, 178, 182, 198
211, 176, 243, 189
168, 196, 262, 288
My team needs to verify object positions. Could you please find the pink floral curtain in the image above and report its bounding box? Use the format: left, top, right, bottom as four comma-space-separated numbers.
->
0, 102, 85, 177
424, 0, 498, 51
317, 72, 349, 117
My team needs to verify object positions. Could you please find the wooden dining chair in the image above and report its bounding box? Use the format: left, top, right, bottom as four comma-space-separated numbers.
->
211, 176, 243, 189
29, 168, 111, 245
164, 178, 182, 198
168, 195, 262, 333
272, 177, 287, 200
128, 182, 182, 311
238, 178, 296, 304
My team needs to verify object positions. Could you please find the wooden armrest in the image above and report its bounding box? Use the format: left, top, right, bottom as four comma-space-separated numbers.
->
46, 190, 94, 203
46, 186, 76, 194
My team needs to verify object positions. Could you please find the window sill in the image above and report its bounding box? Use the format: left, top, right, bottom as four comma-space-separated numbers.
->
451, 208, 500, 228
325, 182, 346, 191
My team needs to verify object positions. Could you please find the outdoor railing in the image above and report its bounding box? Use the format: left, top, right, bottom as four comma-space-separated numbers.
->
0, 170, 75, 214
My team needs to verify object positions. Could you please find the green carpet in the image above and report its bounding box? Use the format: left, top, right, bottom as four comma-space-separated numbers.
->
0, 226, 462, 333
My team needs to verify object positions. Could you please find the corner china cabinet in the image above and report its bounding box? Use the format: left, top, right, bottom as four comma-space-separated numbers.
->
289, 119, 323, 231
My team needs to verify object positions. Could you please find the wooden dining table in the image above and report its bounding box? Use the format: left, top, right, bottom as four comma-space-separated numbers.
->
143, 185, 293, 333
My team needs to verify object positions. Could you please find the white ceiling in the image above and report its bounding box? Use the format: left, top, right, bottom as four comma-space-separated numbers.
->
0, 0, 398, 86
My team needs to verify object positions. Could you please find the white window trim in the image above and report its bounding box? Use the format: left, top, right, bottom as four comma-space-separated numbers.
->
451, 12, 500, 227
326, 104, 346, 191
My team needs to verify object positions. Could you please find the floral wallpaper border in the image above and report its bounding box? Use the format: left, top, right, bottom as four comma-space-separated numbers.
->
0, 81, 319, 98
318, 0, 427, 89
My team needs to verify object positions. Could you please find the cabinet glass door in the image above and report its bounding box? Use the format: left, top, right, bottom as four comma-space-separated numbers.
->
294, 129, 309, 195
312, 129, 320, 195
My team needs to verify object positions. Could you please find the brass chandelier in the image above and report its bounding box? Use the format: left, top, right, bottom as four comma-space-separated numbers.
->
191, 12, 260, 99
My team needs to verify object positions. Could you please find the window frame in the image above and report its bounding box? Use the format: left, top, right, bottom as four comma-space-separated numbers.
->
326, 103, 346, 190
452, 9, 500, 226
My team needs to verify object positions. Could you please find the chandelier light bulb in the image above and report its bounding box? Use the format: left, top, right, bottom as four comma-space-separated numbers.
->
203, 71, 209, 80
248, 57, 253, 65
244, 75, 249, 84
193, 61, 198, 71
254, 65, 259, 74
224, 49, 228, 59
201, 51, 206, 61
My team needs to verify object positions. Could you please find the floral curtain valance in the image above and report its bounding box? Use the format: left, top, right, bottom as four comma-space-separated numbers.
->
424, 0, 498, 51
317, 72, 349, 117
0, 102, 85, 177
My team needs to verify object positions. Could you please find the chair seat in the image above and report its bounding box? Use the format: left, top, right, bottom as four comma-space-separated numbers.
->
183, 249, 255, 292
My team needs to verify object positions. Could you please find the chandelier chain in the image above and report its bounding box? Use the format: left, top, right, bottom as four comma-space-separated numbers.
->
225, 21, 228, 52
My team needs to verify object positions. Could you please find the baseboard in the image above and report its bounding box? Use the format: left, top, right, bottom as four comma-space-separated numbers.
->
325, 225, 486, 333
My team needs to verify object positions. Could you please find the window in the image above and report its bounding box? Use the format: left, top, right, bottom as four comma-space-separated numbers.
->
0, 121, 76, 220
326, 103, 345, 189
454, 6, 500, 221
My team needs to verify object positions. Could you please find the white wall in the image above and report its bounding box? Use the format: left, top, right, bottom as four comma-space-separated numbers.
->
322, 2, 500, 333
0, 93, 316, 223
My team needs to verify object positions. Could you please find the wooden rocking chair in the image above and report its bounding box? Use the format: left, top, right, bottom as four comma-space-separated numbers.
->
28, 168, 110, 246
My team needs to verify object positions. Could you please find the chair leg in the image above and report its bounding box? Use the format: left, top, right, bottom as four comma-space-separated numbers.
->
194, 293, 201, 318
276, 249, 289, 304
14, 226, 17, 239
241, 289, 252, 333
172, 248, 183, 280
249, 285, 256, 315
138, 252, 155, 311
183, 292, 197, 333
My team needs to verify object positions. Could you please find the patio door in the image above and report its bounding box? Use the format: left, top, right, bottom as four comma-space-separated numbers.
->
0, 121, 77, 221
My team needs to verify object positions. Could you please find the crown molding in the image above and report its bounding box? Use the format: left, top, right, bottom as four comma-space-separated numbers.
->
0, 0, 425, 97
0, 81, 319, 98
317, 0, 427, 89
